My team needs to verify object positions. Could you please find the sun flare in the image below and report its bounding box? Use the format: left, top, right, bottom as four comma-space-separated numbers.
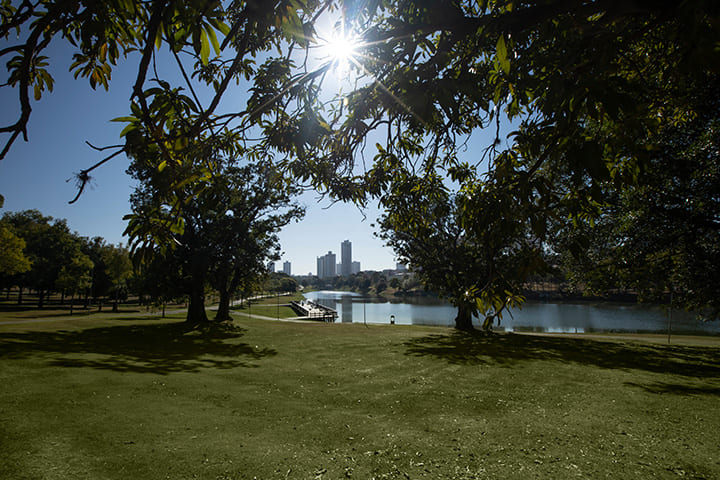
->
318, 29, 362, 77
324, 34, 358, 63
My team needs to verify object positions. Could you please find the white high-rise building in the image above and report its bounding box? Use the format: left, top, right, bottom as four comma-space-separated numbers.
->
341, 240, 352, 276
316, 251, 336, 279
282, 261, 291, 275
351, 261, 361, 274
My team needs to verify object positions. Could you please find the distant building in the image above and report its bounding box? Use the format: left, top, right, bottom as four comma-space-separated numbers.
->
316, 251, 336, 279
396, 262, 408, 272
351, 261, 361, 274
341, 240, 352, 276
267, 261, 275, 273
282, 261, 291, 275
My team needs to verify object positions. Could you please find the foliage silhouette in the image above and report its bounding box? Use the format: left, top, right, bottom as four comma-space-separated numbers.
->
0, 321, 276, 374
404, 332, 720, 380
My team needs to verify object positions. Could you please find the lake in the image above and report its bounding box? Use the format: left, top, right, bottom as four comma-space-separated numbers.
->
302, 290, 720, 335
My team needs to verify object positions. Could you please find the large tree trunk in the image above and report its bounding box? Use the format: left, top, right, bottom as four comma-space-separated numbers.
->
186, 288, 209, 325
454, 302, 474, 331
38, 289, 45, 309
214, 287, 231, 321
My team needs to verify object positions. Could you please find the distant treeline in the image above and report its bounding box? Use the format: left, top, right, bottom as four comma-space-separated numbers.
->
0, 209, 300, 313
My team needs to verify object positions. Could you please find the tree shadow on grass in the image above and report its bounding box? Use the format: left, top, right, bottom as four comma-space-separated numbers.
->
0, 304, 145, 319
404, 332, 720, 380
624, 382, 720, 396
0, 321, 276, 374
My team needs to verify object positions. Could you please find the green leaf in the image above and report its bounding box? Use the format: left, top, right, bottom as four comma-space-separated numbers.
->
208, 18, 230, 36
199, 30, 210, 65
158, 160, 168, 172
496, 35, 510, 74
155, 24, 163, 50
204, 23, 220, 55
111, 116, 137, 123
173, 136, 189, 150
119, 123, 136, 137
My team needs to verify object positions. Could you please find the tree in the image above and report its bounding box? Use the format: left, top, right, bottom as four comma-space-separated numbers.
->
126, 154, 303, 325
0, 223, 32, 297
204, 164, 304, 321
131, 249, 185, 316
102, 244, 133, 312
1, 210, 87, 307
1, 0, 327, 201
265, 273, 299, 295
553, 82, 720, 317
81, 237, 114, 309
0, 224, 31, 276
55, 253, 93, 315
3, 1, 719, 321
378, 167, 532, 330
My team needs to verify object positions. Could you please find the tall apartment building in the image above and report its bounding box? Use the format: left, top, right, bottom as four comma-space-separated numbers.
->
316, 251, 336, 279
282, 261, 291, 275
351, 261, 361, 274
340, 240, 352, 276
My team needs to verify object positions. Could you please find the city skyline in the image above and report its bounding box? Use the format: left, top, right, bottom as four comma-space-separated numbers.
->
314, 239, 367, 278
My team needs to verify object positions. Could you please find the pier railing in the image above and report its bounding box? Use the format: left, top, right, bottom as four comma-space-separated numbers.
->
289, 300, 337, 322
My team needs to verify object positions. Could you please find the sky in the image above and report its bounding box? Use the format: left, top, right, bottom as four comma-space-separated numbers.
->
0, 18, 506, 276
0, 40, 398, 275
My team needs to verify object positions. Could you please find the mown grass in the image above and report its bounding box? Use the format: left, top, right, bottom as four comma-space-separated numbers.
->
0, 312, 719, 479
230, 293, 306, 320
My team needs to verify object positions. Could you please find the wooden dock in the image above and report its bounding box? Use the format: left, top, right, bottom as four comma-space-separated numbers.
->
289, 300, 338, 322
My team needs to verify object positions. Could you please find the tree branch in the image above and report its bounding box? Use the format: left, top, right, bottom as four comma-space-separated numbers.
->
68, 148, 126, 204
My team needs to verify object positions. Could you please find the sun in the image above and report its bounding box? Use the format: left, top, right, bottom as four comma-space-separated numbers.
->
318, 29, 361, 76
324, 33, 358, 63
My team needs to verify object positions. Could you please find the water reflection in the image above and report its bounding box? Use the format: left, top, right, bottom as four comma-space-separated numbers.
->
303, 290, 720, 335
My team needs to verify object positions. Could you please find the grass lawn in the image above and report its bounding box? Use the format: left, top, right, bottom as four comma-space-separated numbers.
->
0, 311, 719, 479
231, 293, 307, 320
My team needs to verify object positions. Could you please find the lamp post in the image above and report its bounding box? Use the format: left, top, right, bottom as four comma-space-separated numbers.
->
667, 290, 673, 344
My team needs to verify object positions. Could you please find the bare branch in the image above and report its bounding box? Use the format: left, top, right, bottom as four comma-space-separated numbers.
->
85, 141, 124, 151
68, 147, 126, 204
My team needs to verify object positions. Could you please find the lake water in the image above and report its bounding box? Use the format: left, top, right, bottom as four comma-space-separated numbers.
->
303, 290, 720, 335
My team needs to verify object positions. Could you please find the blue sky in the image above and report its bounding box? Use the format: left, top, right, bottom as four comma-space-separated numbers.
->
1, 23, 507, 276
0, 41, 398, 275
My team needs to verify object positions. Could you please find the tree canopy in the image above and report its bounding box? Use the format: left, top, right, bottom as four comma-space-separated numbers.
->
1, 209, 92, 307
553, 81, 720, 319
0, 223, 31, 276
3, 0, 719, 324
126, 148, 304, 324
